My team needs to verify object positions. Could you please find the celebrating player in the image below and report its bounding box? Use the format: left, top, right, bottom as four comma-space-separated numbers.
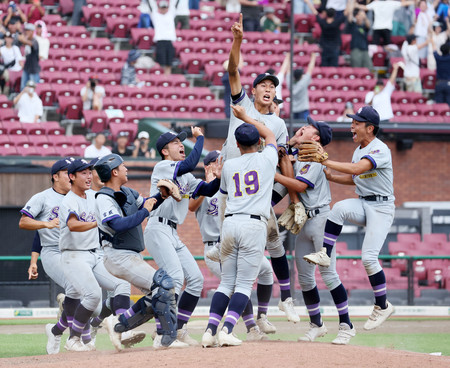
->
145, 127, 222, 347
276, 118, 356, 344
303, 106, 395, 330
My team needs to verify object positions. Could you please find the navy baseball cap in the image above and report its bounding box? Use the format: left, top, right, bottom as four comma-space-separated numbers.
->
307, 116, 332, 147
203, 150, 220, 165
156, 131, 187, 156
89, 157, 100, 166
347, 105, 380, 126
68, 158, 93, 175
51, 157, 74, 175
253, 73, 279, 88
234, 123, 260, 146
273, 96, 283, 105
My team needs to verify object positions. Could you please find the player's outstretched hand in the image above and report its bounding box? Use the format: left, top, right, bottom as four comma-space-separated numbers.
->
144, 197, 158, 212
323, 167, 332, 181
231, 13, 243, 40
46, 218, 59, 229
211, 157, 223, 179
191, 126, 203, 138
28, 264, 38, 280
230, 104, 247, 121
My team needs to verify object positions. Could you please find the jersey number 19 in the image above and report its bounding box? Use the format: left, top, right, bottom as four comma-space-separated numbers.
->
232, 170, 260, 197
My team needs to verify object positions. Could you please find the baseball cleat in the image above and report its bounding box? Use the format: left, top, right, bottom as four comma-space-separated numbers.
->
303, 248, 331, 267
246, 326, 269, 341
331, 323, 356, 345
45, 323, 61, 355
152, 334, 189, 349
177, 326, 199, 346
256, 314, 277, 334
121, 330, 146, 348
104, 315, 122, 352
363, 301, 394, 330
90, 324, 100, 345
83, 340, 96, 351
278, 297, 300, 323
201, 328, 218, 348
64, 336, 90, 352
298, 322, 328, 342
206, 244, 221, 262
218, 329, 242, 347
56, 293, 65, 321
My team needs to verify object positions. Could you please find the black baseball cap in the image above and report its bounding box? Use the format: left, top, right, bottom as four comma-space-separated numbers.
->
273, 96, 283, 105
203, 150, 220, 165
156, 131, 187, 157
68, 158, 93, 175
51, 157, 74, 175
307, 116, 332, 147
234, 123, 260, 146
253, 73, 279, 88
347, 106, 380, 126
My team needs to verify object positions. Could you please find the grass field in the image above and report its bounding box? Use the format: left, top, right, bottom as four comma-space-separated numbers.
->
0, 317, 449, 359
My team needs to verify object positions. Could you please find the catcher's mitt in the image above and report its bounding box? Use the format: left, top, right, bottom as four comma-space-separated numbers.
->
297, 141, 328, 163
157, 179, 181, 202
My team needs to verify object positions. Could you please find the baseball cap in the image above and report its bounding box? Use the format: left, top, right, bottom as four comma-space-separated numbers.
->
253, 73, 279, 88
117, 131, 129, 138
156, 131, 187, 156
51, 157, 74, 175
273, 96, 283, 105
347, 105, 380, 126
89, 157, 100, 166
68, 158, 93, 175
159, 0, 169, 7
138, 131, 149, 139
24, 23, 35, 31
406, 34, 416, 44
234, 123, 260, 146
264, 6, 275, 13
203, 150, 220, 165
4, 31, 12, 38
307, 116, 332, 146
26, 80, 36, 88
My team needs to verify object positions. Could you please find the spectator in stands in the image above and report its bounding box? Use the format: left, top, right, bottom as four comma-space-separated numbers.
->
427, 20, 450, 70
347, 3, 373, 69
175, 0, 190, 29
414, 0, 433, 59
431, 37, 450, 105
148, 0, 177, 75
239, 0, 262, 32
0, 31, 24, 95
5, 19, 21, 46
336, 101, 355, 122
260, 7, 281, 33
3, 1, 27, 29
27, 0, 45, 24
436, 0, 449, 28
121, 49, 142, 86
291, 52, 317, 120
133, 131, 156, 158
265, 52, 290, 110
392, 2, 415, 36
18, 22, 40, 91
324, 0, 347, 18
81, 76, 106, 111
71, 0, 86, 26
356, 0, 414, 46
84, 133, 112, 158
306, 1, 345, 67
34, 21, 49, 60
401, 34, 429, 93
138, 0, 153, 28
364, 62, 402, 122
13, 80, 43, 123
112, 132, 134, 157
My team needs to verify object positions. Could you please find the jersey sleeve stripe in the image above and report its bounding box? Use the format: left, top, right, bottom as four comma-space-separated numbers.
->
66, 211, 80, 223
219, 188, 228, 194
267, 143, 277, 151
296, 176, 315, 189
173, 161, 182, 180
192, 181, 204, 199
231, 89, 245, 104
362, 155, 377, 169
20, 209, 34, 219
102, 214, 121, 224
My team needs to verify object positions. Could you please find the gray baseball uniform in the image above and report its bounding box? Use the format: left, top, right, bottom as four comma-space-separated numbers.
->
218, 143, 278, 297
21, 188, 79, 298
59, 190, 130, 311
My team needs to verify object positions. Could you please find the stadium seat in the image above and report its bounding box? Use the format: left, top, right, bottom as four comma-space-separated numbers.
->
31, 135, 50, 147
0, 108, 18, 121
83, 110, 108, 132
42, 122, 65, 135
109, 123, 138, 142
82, 6, 105, 28
130, 28, 155, 49
58, 96, 83, 120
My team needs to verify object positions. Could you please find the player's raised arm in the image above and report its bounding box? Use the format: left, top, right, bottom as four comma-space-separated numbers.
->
231, 104, 276, 147
228, 13, 244, 96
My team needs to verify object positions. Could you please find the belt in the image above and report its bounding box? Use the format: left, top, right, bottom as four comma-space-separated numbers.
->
360, 195, 388, 202
88, 248, 97, 253
204, 241, 217, 246
225, 214, 262, 220
307, 209, 320, 218
158, 217, 177, 229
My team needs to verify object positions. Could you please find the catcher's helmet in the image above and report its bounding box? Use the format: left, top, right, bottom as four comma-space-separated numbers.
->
94, 154, 124, 182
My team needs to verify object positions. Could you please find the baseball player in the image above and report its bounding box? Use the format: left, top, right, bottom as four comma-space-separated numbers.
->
221, 13, 299, 323
92, 153, 180, 350
202, 109, 278, 347
303, 106, 395, 330
145, 127, 222, 347
59, 159, 131, 352
19, 157, 84, 355
275, 118, 356, 344
189, 150, 275, 341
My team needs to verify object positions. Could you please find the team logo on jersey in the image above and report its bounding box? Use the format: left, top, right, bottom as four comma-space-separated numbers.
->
207, 198, 219, 216
79, 212, 96, 222
368, 150, 380, 155
300, 164, 310, 175
359, 172, 378, 179
48, 206, 60, 221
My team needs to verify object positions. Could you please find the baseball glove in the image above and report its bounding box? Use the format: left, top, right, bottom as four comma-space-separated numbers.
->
297, 141, 328, 163
278, 203, 296, 232
157, 179, 182, 202
292, 202, 307, 234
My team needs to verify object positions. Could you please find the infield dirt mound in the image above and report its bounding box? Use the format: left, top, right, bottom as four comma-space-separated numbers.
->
1, 342, 449, 368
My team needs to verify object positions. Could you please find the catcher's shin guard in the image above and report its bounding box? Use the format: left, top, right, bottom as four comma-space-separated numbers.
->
151, 269, 177, 347
114, 296, 155, 333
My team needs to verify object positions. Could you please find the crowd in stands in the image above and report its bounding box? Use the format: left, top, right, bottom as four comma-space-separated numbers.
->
0, 0, 449, 157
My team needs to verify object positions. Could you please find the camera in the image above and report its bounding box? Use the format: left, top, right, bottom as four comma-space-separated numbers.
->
90, 80, 96, 89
